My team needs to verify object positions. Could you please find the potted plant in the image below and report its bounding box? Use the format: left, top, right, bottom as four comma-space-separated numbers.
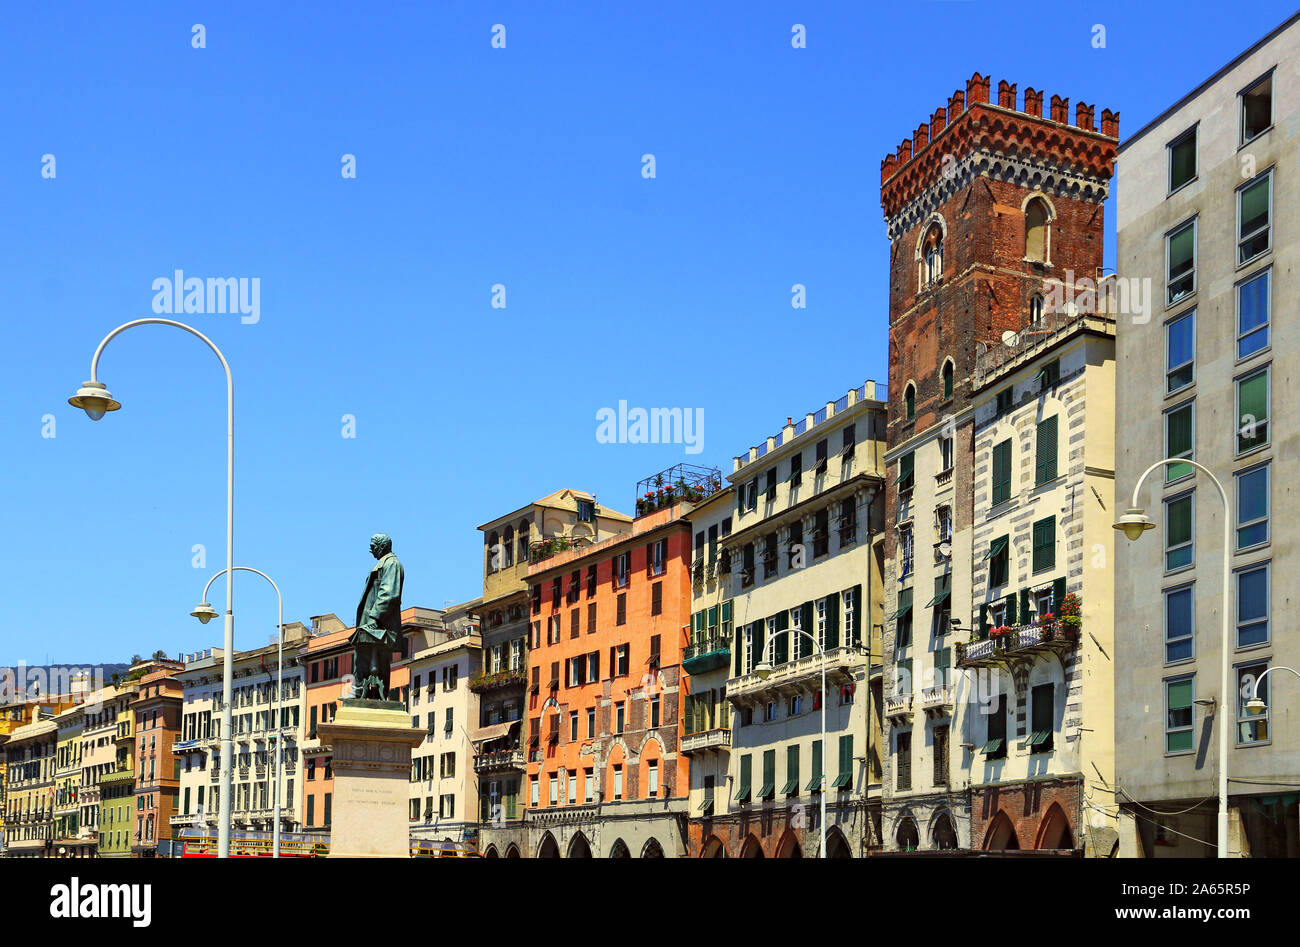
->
1058, 593, 1082, 639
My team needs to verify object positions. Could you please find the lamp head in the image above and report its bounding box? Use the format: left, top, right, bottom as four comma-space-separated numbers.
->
68, 381, 121, 421
1246, 697, 1268, 714
753, 660, 774, 680
1113, 508, 1155, 542
190, 602, 219, 625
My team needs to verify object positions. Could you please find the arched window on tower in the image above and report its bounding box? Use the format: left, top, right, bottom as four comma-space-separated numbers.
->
942, 361, 954, 400
904, 383, 916, 421
1025, 198, 1050, 262
921, 224, 943, 288
1029, 293, 1045, 325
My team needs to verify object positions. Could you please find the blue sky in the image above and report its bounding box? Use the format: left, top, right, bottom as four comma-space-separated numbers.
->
3, 0, 1294, 664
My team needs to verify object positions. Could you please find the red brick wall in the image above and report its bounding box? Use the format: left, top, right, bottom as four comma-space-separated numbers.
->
969, 778, 1082, 850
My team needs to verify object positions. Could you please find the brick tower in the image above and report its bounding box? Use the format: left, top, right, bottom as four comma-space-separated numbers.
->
876, 73, 1117, 851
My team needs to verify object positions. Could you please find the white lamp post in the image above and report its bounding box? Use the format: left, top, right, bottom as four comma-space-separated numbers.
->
1115, 457, 1232, 858
1245, 665, 1300, 714
193, 566, 285, 857
71, 318, 236, 859
753, 628, 827, 858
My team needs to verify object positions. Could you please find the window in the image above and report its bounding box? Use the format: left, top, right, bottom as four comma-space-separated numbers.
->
991, 439, 1012, 506
814, 439, 828, 476
650, 539, 667, 576
651, 582, 662, 615
1164, 585, 1194, 663
1164, 401, 1194, 483
787, 520, 803, 568
1237, 269, 1269, 359
1029, 293, 1044, 324
548, 773, 557, 806
787, 452, 802, 489
759, 750, 776, 801
996, 387, 1013, 416
1241, 71, 1273, 144
813, 509, 829, 558
939, 435, 953, 472
922, 223, 943, 287
1236, 563, 1269, 648
530, 776, 539, 807
1237, 661, 1270, 745
898, 451, 914, 493
1034, 416, 1057, 485
1165, 677, 1194, 754
1166, 310, 1195, 392
584, 767, 594, 803
894, 587, 913, 648
614, 552, 630, 587
765, 468, 777, 503
743, 478, 758, 513
1165, 493, 1194, 571
937, 505, 952, 545
763, 533, 778, 578
783, 745, 799, 796
577, 499, 595, 522
933, 724, 949, 787
1236, 367, 1269, 454
1238, 170, 1272, 264
647, 760, 659, 797
1031, 517, 1055, 573
586, 706, 595, 738
904, 384, 916, 421
983, 694, 1007, 759
899, 525, 913, 578
987, 535, 1009, 589
616, 593, 627, 626
895, 732, 911, 791
736, 755, 752, 804
942, 361, 954, 400
1028, 684, 1054, 753
1236, 464, 1269, 551
586, 602, 597, 633
1166, 219, 1196, 304
613, 644, 629, 677
1035, 359, 1060, 391
1025, 197, 1050, 261
1167, 127, 1197, 192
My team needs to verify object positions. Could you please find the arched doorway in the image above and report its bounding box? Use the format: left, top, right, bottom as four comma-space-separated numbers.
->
984, 812, 1021, 851
505, 844, 521, 858
739, 835, 764, 858
484, 845, 499, 859
701, 835, 727, 858
567, 833, 593, 858
537, 833, 560, 858
895, 818, 919, 852
640, 838, 664, 858
774, 830, 803, 858
608, 838, 630, 858
931, 812, 959, 851
1035, 803, 1075, 850
826, 827, 852, 858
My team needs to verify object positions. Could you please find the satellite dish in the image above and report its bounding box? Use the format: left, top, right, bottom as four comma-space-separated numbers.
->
1001, 330, 1019, 347
939, 542, 952, 558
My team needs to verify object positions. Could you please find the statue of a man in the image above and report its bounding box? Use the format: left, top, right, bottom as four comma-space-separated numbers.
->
351, 533, 405, 700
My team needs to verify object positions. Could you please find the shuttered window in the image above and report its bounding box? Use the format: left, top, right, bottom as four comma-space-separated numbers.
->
1032, 516, 1056, 573
1035, 416, 1058, 485
992, 439, 1012, 505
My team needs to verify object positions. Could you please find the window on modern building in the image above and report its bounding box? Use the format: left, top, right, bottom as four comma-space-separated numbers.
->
1025, 198, 1050, 261
1165, 676, 1195, 754
904, 384, 916, 421
1236, 464, 1269, 551
1237, 562, 1270, 648
1165, 401, 1194, 483
1237, 269, 1270, 359
1034, 415, 1058, 485
1238, 170, 1272, 265
895, 732, 911, 791
1237, 366, 1269, 454
1241, 71, 1274, 144
1237, 661, 1270, 745
1164, 584, 1194, 663
1167, 126, 1197, 192
1165, 493, 1194, 571
992, 439, 1012, 506
1167, 218, 1196, 304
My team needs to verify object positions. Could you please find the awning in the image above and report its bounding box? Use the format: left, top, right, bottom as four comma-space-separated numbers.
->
1026, 729, 1051, 747
758, 781, 775, 800
780, 778, 799, 796
830, 773, 852, 789
735, 783, 752, 804
698, 797, 715, 816
886, 587, 914, 622
805, 774, 824, 792
982, 536, 1008, 561
981, 738, 1003, 755
472, 720, 520, 744
886, 602, 913, 622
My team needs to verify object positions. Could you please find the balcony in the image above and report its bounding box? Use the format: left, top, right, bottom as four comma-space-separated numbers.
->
171, 739, 200, 755
728, 645, 866, 703
473, 748, 526, 774
884, 694, 913, 722
529, 536, 590, 565
634, 463, 724, 518
681, 728, 731, 755
467, 669, 527, 695
921, 684, 955, 716
682, 636, 731, 676
956, 622, 1079, 669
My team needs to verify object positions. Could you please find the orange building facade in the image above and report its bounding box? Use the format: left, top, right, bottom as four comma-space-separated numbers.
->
130, 664, 184, 857
522, 502, 693, 858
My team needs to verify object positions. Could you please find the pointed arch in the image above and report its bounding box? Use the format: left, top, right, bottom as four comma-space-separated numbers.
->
1035, 802, 1075, 850
825, 826, 852, 858
536, 832, 560, 858
608, 837, 630, 858
895, 816, 919, 852
505, 843, 521, 858
484, 845, 500, 859
738, 834, 764, 858
567, 832, 593, 858
984, 811, 1021, 851
700, 835, 727, 858
774, 829, 803, 858
930, 810, 959, 850
1022, 193, 1055, 263
640, 837, 665, 859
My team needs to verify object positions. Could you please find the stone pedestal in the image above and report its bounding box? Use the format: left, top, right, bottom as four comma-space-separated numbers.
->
317, 699, 423, 858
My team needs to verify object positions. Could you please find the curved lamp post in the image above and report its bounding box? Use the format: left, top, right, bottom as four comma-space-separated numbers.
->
1245, 665, 1300, 714
753, 629, 827, 858
70, 318, 236, 859
194, 566, 284, 858
1114, 458, 1231, 858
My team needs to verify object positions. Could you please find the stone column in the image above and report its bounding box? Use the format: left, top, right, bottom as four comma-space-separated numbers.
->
317, 699, 424, 858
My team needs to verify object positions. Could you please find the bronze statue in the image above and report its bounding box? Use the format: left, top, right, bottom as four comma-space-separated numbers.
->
350, 533, 405, 700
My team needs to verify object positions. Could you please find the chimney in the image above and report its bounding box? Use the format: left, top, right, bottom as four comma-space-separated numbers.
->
1050, 95, 1069, 124
1023, 87, 1043, 117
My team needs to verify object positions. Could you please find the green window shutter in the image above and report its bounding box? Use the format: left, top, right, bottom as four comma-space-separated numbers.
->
707, 605, 718, 632
1019, 588, 1031, 621
801, 602, 815, 656
850, 584, 862, 645
720, 601, 732, 624
1035, 416, 1058, 485
1052, 578, 1067, 611
1005, 592, 1017, 626
838, 734, 854, 784
1033, 517, 1056, 572
808, 740, 824, 792
733, 626, 744, 677
899, 452, 914, 491
979, 603, 989, 633
993, 440, 1012, 505
753, 621, 766, 668
826, 593, 840, 650
774, 612, 789, 664
785, 745, 800, 795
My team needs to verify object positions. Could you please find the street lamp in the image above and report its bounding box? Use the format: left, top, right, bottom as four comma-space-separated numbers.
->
1115, 458, 1231, 858
753, 628, 828, 858
70, 318, 236, 859
1245, 665, 1300, 715
194, 566, 285, 858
